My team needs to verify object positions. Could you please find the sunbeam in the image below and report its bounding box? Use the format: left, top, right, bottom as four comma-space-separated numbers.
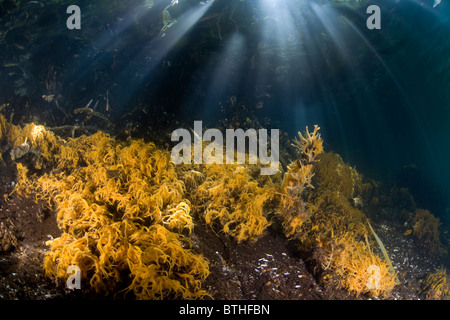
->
111, 0, 215, 112
198, 32, 246, 121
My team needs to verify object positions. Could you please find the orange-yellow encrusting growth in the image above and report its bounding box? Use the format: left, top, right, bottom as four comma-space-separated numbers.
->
3, 113, 399, 299
126, 224, 209, 299
172, 140, 277, 243
186, 159, 275, 243
10, 124, 208, 299
302, 152, 398, 297
316, 232, 397, 297
273, 126, 397, 298
277, 125, 323, 238
413, 209, 442, 256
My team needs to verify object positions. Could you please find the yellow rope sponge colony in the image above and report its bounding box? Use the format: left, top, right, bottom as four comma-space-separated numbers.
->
13, 124, 208, 299
4, 114, 398, 299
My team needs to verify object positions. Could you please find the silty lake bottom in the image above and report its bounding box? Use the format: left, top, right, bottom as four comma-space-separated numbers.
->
0, 0, 449, 300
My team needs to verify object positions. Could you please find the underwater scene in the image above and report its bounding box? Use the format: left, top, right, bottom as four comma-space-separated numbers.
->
0, 0, 449, 302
